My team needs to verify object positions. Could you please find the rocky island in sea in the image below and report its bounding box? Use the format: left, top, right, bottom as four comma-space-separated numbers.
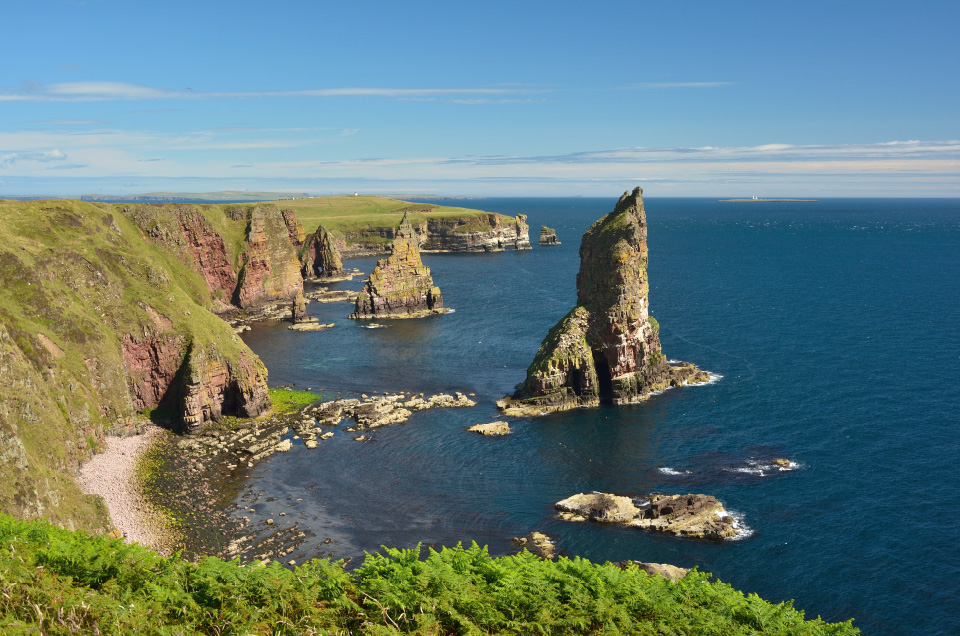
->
539, 225, 561, 245
349, 211, 449, 319
499, 187, 708, 416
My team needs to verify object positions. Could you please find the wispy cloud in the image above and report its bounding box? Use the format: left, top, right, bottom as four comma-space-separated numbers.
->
627, 82, 735, 89
0, 150, 67, 167
0, 81, 544, 103
20, 119, 104, 126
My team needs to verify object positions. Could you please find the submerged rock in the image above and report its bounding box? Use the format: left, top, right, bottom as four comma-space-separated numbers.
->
555, 491, 741, 540
500, 188, 707, 416
539, 226, 561, 245
350, 212, 449, 320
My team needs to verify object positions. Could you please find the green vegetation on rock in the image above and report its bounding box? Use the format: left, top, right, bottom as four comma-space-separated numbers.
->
0, 512, 858, 635
267, 387, 324, 415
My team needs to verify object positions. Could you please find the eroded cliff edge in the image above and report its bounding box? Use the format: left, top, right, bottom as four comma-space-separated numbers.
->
499, 188, 708, 416
0, 199, 283, 531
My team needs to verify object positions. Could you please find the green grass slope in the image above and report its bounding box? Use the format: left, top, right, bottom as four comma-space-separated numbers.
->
0, 199, 268, 531
0, 512, 858, 635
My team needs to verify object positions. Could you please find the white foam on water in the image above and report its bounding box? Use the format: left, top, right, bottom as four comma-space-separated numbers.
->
721, 508, 755, 541
658, 467, 691, 476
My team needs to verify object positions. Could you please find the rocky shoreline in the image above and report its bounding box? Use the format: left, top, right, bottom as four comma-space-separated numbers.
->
135, 388, 480, 562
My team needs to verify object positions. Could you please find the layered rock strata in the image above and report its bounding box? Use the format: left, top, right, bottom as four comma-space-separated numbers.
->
300, 225, 345, 279
339, 211, 531, 256
234, 206, 304, 308
350, 212, 448, 319
539, 226, 561, 245
120, 203, 305, 312
555, 492, 740, 540
499, 187, 708, 416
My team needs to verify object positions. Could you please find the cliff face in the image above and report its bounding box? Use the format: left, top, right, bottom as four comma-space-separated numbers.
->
339, 211, 532, 256
300, 225, 345, 279
234, 205, 304, 308
418, 213, 531, 252
176, 210, 238, 303
350, 213, 446, 319
501, 188, 707, 416
0, 199, 272, 531
120, 203, 304, 311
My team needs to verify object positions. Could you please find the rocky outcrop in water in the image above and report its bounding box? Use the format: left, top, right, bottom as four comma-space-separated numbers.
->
300, 225, 345, 279
350, 212, 448, 319
539, 226, 561, 245
291, 290, 307, 324
556, 492, 740, 540
499, 188, 708, 416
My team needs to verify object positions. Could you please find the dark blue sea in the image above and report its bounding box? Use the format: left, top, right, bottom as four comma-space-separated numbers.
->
239, 197, 960, 635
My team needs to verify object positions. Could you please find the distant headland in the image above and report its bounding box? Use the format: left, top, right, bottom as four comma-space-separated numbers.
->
719, 198, 819, 202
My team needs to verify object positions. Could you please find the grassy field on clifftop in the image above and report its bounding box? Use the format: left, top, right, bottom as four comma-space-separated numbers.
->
0, 512, 858, 635
277, 195, 508, 235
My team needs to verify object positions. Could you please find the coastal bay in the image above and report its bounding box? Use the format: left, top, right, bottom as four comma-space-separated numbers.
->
232, 196, 960, 635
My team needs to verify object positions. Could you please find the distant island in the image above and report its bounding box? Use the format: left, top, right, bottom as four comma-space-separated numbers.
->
719, 198, 819, 202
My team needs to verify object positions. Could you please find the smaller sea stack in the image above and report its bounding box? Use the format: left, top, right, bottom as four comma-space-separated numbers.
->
300, 225, 344, 279
349, 212, 448, 319
539, 226, 561, 245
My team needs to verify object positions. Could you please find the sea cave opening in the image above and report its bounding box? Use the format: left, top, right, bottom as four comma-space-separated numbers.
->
592, 350, 614, 404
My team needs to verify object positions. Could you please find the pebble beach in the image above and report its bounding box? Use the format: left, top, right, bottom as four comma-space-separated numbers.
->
78, 426, 173, 555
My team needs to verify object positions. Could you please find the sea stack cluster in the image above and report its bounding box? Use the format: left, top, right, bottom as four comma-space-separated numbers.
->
500, 187, 708, 416
350, 212, 448, 319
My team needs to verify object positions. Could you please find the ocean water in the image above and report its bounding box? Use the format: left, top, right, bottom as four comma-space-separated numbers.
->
239, 197, 960, 635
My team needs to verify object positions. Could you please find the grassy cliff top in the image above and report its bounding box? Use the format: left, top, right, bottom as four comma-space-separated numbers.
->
275, 195, 510, 235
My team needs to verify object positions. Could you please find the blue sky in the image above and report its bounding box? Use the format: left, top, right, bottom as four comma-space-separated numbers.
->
2, 0, 958, 197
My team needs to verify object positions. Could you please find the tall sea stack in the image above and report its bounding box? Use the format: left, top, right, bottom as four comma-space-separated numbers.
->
499, 187, 708, 416
349, 212, 448, 319
300, 225, 344, 279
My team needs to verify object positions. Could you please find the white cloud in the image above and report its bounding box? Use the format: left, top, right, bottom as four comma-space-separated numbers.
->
0, 81, 544, 103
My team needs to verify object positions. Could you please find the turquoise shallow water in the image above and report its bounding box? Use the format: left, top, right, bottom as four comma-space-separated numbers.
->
240, 197, 960, 635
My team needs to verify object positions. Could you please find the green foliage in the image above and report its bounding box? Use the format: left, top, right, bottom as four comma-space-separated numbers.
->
0, 513, 858, 635
267, 387, 324, 415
